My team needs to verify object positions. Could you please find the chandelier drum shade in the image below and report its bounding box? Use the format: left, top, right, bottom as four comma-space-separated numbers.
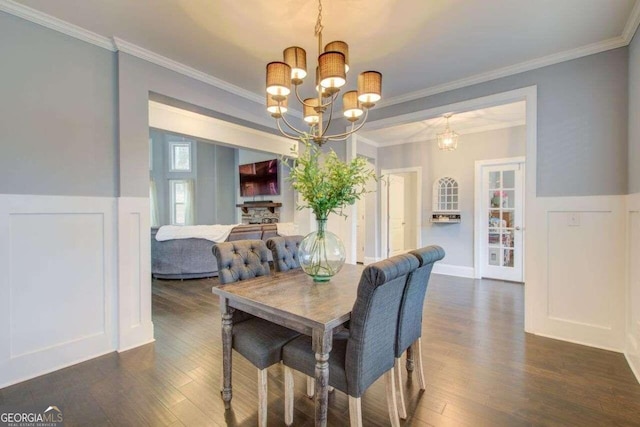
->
437, 113, 459, 151
265, 0, 382, 146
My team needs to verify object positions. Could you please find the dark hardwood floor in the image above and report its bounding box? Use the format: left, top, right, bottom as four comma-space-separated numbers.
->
2, 274, 640, 426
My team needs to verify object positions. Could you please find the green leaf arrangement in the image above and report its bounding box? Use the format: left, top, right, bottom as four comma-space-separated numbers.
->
284, 135, 377, 220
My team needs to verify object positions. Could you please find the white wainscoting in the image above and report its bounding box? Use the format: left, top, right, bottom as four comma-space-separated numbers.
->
117, 197, 154, 351
0, 194, 117, 388
626, 192, 640, 382
528, 195, 626, 352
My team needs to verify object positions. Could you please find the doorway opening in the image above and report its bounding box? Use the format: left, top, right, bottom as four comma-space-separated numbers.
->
380, 167, 422, 258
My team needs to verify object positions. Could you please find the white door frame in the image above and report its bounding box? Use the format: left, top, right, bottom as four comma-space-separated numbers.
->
364, 86, 537, 333
380, 167, 423, 259
474, 157, 526, 280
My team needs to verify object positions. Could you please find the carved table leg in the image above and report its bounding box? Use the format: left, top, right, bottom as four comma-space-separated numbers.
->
313, 329, 332, 427
406, 346, 415, 372
220, 297, 234, 409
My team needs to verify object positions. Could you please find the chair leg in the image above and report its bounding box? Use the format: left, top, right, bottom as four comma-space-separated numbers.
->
284, 366, 294, 426
306, 376, 315, 398
385, 368, 401, 427
413, 338, 426, 390
348, 396, 362, 427
258, 369, 268, 427
394, 357, 407, 419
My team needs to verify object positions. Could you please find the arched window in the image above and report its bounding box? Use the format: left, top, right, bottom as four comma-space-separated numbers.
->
433, 177, 459, 212
431, 177, 460, 223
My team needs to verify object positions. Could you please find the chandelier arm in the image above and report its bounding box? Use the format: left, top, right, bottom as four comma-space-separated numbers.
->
320, 93, 338, 138
278, 113, 309, 136
293, 85, 318, 108
323, 109, 370, 140
276, 119, 305, 141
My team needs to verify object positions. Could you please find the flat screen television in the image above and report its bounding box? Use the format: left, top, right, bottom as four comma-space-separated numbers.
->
239, 159, 280, 197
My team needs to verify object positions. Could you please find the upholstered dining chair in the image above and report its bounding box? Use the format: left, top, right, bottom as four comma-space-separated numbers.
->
266, 235, 303, 272
394, 245, 445, 419
213, 240, 300, 427
281, 253, 419, 427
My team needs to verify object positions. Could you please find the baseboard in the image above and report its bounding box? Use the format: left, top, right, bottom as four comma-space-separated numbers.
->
626, 333, 640, 384
0, 348, 115, 389
363, 256, 382, 265
432, 263, 475, 278
117, 337, 156, 353
530, 331, 622, 354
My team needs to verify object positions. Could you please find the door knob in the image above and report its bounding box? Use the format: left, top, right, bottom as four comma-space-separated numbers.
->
515, 226, 522, 230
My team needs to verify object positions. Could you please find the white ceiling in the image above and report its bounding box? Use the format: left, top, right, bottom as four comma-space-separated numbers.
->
359, 101, 526, 146
11, 0, 640, 106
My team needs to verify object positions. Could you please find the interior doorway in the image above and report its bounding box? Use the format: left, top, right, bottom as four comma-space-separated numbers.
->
380, 167, 422, 258
475, 157, 525, 282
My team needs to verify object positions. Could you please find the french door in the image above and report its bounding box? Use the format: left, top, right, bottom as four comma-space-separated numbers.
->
478, 160, 524, 282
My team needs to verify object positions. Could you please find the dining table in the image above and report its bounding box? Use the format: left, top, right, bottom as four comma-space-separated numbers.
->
212, 263, 364, 427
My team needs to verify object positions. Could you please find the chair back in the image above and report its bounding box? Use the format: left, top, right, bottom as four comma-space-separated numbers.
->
396, 246, 445, 356
266, 236, 303, 272
213, 240, 271, 284
345, 253, 419, 397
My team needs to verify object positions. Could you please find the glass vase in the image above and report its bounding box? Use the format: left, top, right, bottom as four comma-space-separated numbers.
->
299, 217, 346, 282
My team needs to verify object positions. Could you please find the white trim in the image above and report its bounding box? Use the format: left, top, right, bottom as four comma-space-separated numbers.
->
432, 264, 475, 279
474, 157, 526, 280
380, 167, 423, 259
168, 141, 192, 172
2, 0, 638, 113
0, 0, 115, 51
377, 37, 627, 108
0, 194, 117, 388
625, 192, 640, 383
117, 197, 154, 351
112, 37, 265, 106
532, 331, 623, 354
370, 120, 526, 148
366, 88, 537, 132
148, 101, 297, 157
530, 195, 626, 351
623, 0, 640, 43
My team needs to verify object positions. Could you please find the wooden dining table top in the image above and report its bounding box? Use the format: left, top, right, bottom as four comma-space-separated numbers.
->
212, 263, 364, 334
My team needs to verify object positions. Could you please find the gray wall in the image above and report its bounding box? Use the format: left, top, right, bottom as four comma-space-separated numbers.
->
373, 48, 629, 197
118, 52, 278, 198
213, 144, 237, 224
150, 129, 236, 225
379, 126, 526, 268
0, 12, 117, 197
630, 31, 640, 194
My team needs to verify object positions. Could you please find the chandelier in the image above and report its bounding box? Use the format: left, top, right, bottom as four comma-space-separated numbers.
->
265, 0, 382, 146
437, 114, 458, 151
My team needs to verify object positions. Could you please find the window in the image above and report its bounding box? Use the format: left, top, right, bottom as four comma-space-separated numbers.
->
433, 177, 459, 212
170, 179, 194, 225
169, 142, 192, 172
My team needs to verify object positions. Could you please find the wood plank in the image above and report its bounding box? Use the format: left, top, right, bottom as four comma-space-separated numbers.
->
1, 273, 639, 426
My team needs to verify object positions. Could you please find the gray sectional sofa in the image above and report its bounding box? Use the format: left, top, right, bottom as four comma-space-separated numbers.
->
151, 223, 279, 279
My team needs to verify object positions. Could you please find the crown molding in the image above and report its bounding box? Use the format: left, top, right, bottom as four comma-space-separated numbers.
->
0, 0, 115, 50
3, 0, 639, 114
112, 37, 263, 105
377, 36, 627, 108
623, 0, 640, 43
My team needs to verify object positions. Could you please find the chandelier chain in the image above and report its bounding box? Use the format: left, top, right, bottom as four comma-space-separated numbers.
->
314, 0, 324, 36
